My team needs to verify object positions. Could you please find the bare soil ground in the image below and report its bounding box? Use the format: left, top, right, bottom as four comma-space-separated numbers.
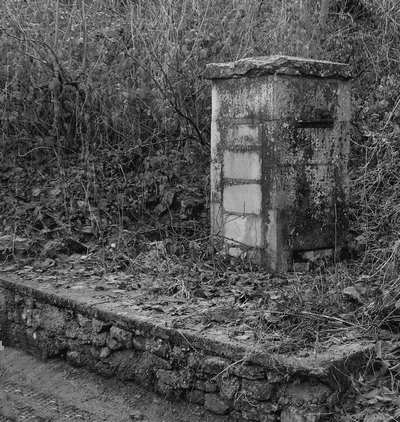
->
0, 346, 228, 422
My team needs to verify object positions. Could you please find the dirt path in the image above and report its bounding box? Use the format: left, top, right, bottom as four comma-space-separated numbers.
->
0, 347, 227, 422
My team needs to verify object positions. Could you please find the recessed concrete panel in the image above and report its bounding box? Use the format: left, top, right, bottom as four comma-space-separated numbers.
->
263, 121, 350, 167
224, 214, 263, 247
226, 124, 260, 147
271, 76, 341, 122
223, 151, 261, 180
223, 184, 262, 215
213, 78, 275, 121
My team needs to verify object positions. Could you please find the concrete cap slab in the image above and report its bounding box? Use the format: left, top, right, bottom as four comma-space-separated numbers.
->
204, 55, 352, 80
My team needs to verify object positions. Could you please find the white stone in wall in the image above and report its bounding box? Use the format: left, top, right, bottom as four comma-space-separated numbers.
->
223, 184, 262, 215
224, 214, 263, 247
223, 151, 261, 180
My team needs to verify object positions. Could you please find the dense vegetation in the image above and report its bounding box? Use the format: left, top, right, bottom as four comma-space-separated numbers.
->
1, 0, 400, 292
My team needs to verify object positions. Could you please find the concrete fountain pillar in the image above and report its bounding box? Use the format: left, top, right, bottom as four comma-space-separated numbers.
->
205, 56, 351, 272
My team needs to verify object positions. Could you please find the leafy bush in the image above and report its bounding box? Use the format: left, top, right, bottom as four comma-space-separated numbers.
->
1, 0, 400, 280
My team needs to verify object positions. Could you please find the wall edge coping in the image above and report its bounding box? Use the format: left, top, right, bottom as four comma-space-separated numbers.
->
204, 55, 352, 80
0, 272, 372, 382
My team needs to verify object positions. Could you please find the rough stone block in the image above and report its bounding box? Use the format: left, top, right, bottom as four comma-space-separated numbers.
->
14, 294, 24, 305
195, 379, 218, 393
66, 349, 90, 367
155, 369, 191, 399
77, 313, 91, 329
92, 318, 111, 333
156, 369, 179, 385
223, 184, 262, 214
40, 338, 67, 360
21, 307, 32, 326
108, 350, 139, 380
280, 406, 324, 422
233, 364, 266, 380
219, 375, 240, 400
156, 379, 183, 399
99, 346, 111, 359
90, 346, 100, 358
67, 350, 82, 365
108, 326, 132, 350
187, 389, 205, 405
132, 336, 146, 351
157, 368, 191, 388
170, 345, 189, 364
187, 352, 202, 369
241, 379, 273, 401
224, 214, 263, 248
40, 305, 66, 334
145, 338, 169, 358
93, 360, 114, 377
65, 321, 81, 339
134, 352, 171, 388
284, 382, 332, 405
223, 151, 261, 180
107, 336, 121, 351
23, 297, 34, 308
31, 309, 41, 329
204, 393, 230, 415
202, 356, 230, 374
92, 331, 108, 347
233, 399, 277, 421
7, 309, 18, 322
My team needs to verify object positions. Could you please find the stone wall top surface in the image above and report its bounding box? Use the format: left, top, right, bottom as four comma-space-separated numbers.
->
0, 272, 371, 374
204, 55, 352, 80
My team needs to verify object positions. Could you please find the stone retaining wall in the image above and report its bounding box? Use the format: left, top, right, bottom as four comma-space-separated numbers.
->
0, 276, 371, 422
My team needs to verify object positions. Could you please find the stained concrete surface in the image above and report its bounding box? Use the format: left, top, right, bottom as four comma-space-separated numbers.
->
207, 55, 351, 271
0, 347, 227, 422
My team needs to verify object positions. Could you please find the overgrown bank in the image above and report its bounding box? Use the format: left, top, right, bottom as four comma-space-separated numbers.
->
1, 0, 400, 316
0, 0, 398, 255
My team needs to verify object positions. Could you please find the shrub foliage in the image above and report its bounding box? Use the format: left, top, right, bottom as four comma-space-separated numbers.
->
1, 0, 400, 278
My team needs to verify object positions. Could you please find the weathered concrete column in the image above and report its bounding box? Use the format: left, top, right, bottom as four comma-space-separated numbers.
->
205, 56, 351, 272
